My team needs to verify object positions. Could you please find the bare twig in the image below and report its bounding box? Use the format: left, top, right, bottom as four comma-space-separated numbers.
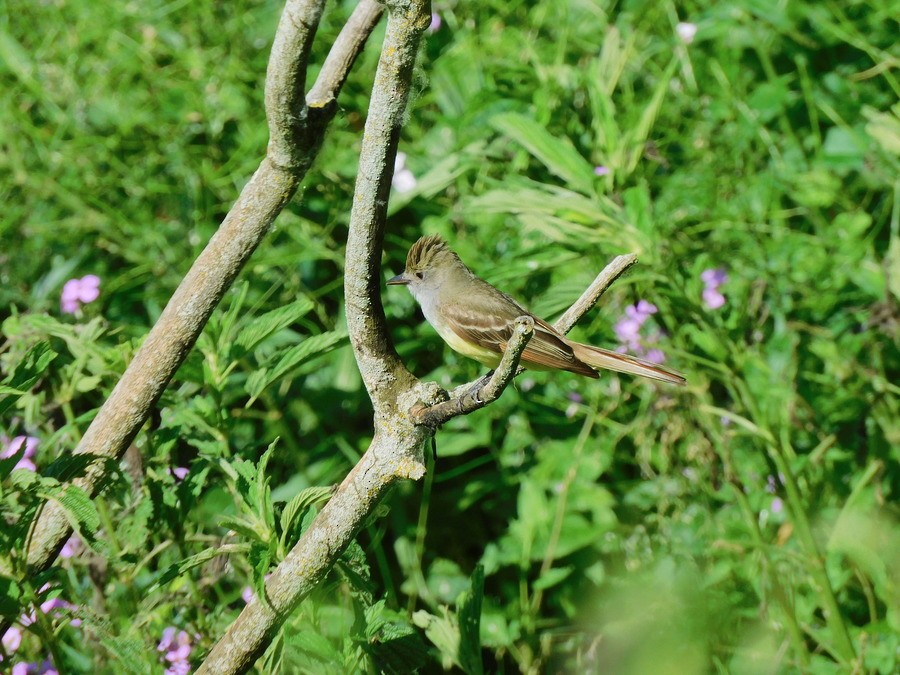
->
412, 316, 534, 427
17, 0, 382, 603
553, 254, 638, 334
307, 0, 384, 109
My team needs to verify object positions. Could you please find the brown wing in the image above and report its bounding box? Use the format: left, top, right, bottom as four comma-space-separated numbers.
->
440, 280, 598, 378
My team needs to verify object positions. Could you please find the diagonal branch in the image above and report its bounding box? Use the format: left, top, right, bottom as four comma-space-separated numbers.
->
418, 254, 639, 427
16, 0, 382, 608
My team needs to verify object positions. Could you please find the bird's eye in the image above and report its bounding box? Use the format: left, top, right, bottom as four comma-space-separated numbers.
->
415, 271, 424, 280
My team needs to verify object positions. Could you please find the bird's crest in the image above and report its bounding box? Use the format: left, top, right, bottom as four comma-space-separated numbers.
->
406, 234, 460, 271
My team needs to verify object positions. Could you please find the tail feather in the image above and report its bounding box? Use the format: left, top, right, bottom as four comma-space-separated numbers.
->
570, 342, 686, 385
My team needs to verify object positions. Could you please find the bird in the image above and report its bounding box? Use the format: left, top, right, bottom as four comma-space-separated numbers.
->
387, 235, 686, 385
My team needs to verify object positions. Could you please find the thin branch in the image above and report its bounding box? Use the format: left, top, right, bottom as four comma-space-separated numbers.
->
265, 0, 327, 169
412, 316, 534, 427
307, 0, 384, 109
17, 0, 381, 604
553, 254, 637, 334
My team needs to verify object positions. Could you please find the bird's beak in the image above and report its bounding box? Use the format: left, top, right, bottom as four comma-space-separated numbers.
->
387, 273, 409, 286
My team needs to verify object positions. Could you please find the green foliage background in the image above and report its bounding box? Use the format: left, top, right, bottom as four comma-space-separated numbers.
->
1, 0, 898, 672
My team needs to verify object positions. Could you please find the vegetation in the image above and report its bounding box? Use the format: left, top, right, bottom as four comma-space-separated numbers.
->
1, 0, 897, 672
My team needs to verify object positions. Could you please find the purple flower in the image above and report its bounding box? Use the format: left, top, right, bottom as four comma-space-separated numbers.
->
2, 626, 22, 656
11, 659, 57, 675
1, 436, 39, 472
61, 275, 101, 314
159, 627, 193, 674
676, 22, 697, 44
702, 287, 726, 310
428, 12, 441, 32
593, 165, 610, 176
241, 586, 255, 604
169, 466, 189, 482
630, 300, 658, 320
644, 349, 666, 364
700, 268, 728, 288
700, 267, 728, 310
770, 497, 783, 514
59, 536, 82, 559
614, 301, 668, 362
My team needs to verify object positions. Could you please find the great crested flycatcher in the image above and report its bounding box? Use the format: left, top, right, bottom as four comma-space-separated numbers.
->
388, 235, 686, 385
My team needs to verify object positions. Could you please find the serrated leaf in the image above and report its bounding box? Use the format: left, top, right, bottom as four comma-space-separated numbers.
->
234, 297, 315, 355
245, 329, 349, 404
97, 635, 146, 675
42, 452, 108, 482
279, 485, 334, 547
257, 440, 277, 532
51, 484, 102, 544
285, 630, 343, 664
149, 546, 233, 593
490, 113, 595, 195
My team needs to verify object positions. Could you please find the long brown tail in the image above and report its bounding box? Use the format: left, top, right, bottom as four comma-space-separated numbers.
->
570, 342, 686, 385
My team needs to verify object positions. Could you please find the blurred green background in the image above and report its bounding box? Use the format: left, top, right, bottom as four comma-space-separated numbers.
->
1, 0, 897, 672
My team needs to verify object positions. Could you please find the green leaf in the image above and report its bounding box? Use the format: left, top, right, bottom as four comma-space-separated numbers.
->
51, 484, 103, 546
362, 600, 430, 675
533, 565, 574, 591
413, 607, 461, 669
279, 485, 334, 548
457, 565, 484, 675
149, 545, 247, 593
0, 341, 58, 415
0, 574, 23, 619
245, 329, 349, 404
490, 112, 595, 194
234, 297, 315, 355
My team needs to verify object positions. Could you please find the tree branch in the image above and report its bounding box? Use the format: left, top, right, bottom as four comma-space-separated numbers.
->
344, 0, 431, 408
422, 254, 640, 425
412, 316, 534, 427
553, 253, 637, 335
18, 0, 382, 602
198, 0, 433, 671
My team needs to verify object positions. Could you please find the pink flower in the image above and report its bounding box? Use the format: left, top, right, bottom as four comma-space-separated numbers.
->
59, 536, 82, 560
241, 586, 255, 604
428, 12, 441, 32
644, 349, 666, 364
702, 287, 726, 310
593, 165, 610, 176
700, 267, 728, 310
2, 436, 39, 472
169, 466, 189, 481
613, 301, 669, 364
159, 627, 193, 674
11, 659, 57, 674
676, 22, 697, 44
2, 626, 22, 655
700, 268, 728, 288
61, 275, 101, 314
